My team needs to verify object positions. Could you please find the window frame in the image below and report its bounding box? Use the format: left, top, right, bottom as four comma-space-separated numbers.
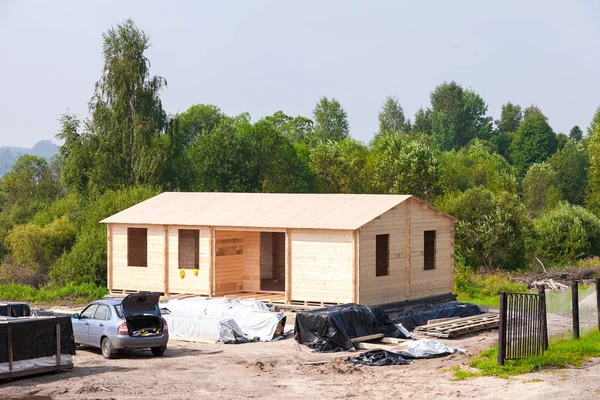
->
375, 234, 390, 277
178, 229, 200, 269
424, 230, 436, 271
127, 227, 148, 267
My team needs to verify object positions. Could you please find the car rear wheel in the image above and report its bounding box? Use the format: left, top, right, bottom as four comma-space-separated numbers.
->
151, 346, 166, 357
101, 337, 115, 359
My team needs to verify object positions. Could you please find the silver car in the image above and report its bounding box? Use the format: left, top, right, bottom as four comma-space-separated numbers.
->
72, 293, 169, 359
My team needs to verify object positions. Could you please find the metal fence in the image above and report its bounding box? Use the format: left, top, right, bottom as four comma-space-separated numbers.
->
498, 289, 548, 365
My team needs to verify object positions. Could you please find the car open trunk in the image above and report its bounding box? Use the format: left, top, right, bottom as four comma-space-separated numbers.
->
121, 293, 163, 337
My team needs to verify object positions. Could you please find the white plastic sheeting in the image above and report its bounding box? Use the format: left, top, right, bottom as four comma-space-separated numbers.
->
160, 297, 285, 342
0, 354, 72, 373
399, 339, 466, 358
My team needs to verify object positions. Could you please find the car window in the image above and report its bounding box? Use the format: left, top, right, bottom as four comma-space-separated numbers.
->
115, 305, 123, 318
80, 304, 97, 319
93, 304, 110, 320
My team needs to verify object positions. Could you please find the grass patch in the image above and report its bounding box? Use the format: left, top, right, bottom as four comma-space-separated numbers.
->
454, 266, 528, 307
0, 282, 108, 306
453, 329, 600, 379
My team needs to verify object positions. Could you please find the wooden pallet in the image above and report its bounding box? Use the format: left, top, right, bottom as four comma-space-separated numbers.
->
414, 313, 499, 338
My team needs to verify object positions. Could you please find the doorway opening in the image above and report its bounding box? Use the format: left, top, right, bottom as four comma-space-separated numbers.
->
260, 232, 285, 292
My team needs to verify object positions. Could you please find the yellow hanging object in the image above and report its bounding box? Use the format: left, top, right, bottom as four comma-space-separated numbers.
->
180, 269, 185, 279
193, 269, 199, 276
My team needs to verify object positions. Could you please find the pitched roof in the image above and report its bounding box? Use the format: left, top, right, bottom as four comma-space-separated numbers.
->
101, 192, 453, 230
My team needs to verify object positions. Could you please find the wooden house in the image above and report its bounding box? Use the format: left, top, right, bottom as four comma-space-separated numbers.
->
101, 192, 457, 306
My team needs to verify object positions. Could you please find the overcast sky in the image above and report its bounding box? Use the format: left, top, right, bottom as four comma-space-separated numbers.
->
1, 0, 599, 148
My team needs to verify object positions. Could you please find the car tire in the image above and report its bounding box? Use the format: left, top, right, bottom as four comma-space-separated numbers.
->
101, 337, 115, 359
151, 346, 166, 357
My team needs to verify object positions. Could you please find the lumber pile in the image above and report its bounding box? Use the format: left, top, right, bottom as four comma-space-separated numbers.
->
413, 313, 499, 338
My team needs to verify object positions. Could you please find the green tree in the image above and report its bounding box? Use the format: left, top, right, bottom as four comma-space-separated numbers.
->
378, 96, 407, 134
51, 185, 160, 286
59, 19, 168, 194
570, 125, 583, 142
311, 97, 349, 143
588, 106, 600, 135
440, 140, 518, 194
495, 102, 523, 134
586, 124, 600, 215
439, 188, 532, 269
264, 111, 314, 143
548, 141, 589, 205
463, 89, 493, 141
412, 107, 432, 135
522, 163, 561, 217
6, 217, 76, 283
534, 203, 600, 265
509, 107, 558, 176
430, 81, 466, 150
370, 134, 442, 201
309, 138, 368, 193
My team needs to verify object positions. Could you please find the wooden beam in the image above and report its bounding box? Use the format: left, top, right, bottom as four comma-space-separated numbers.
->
449, 224, 455, 291
163, 225, 169, 295
209, 226, 216, 296
350, 333, 384, 343
352, 230, 358, 303
405, 199, 411, 297
285, 229, 291, 304
107, 224, 113, 292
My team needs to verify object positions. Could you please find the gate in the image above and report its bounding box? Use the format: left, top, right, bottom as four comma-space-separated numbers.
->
498, 289, 548, 365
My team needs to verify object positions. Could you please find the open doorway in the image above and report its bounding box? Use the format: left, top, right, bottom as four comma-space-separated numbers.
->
260, 232, 285, 292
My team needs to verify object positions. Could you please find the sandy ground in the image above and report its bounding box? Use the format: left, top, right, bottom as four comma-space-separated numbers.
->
1, 322, 600, 400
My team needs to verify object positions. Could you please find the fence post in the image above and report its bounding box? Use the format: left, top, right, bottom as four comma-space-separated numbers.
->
538, 286, 548, 351
498, 291, 507, 366
596, 278, 600, 331
572, 280, 580, 339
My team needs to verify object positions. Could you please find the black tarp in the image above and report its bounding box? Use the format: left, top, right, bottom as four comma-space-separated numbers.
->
0, 303, 30, 318
347, 349, 413, 366
0, 316, 75, 363
294, 303, 411, 352
393, 301, 482, 331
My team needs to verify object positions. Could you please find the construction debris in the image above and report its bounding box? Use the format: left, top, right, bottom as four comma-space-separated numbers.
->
530, 278, 569, 291
414, 313, 499, 338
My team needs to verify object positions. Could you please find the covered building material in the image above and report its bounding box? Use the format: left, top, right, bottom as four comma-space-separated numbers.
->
346, 339, 465, 366
0, 316, 75, 380
160, 297, 285, 343
102, 192, 457, 306
294, 303, 410, 352
0, 303, 30, 318
393, 301, 482, 331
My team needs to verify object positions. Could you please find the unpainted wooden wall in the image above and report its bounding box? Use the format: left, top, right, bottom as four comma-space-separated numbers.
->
290, 230, 354, 304
358, 199, 455, 305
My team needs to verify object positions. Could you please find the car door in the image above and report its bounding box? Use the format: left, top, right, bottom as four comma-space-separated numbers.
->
88, 304, 110, 347
73, 304, 97, 346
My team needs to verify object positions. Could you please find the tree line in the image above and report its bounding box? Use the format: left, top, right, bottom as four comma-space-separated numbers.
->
2, 19, 600, 288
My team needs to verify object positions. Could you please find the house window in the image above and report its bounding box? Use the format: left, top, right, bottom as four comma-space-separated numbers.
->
376, 234, 389, 277
127, 228, 147, 267
424, 230, 436, 270
179, 229, 199, 269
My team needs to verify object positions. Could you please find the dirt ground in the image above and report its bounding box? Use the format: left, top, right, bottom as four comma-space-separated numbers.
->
2, 317, 600, 400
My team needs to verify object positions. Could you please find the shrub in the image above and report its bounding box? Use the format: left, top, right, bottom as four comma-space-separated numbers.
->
439, 187, 532, 269
534, 203, 600, 265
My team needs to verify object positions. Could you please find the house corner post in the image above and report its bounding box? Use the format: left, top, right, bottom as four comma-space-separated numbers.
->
163, 225, 169, 296
209, 226, 216, 297
405, 200, 411, 297
352, 230, 358, 304
285, 229, 291, 304
107, 224, 113, 293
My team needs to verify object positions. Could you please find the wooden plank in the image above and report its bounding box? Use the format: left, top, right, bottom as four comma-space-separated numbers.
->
55, 321, 61, 371
427, 317, 460, 325
350, 333, 384, 343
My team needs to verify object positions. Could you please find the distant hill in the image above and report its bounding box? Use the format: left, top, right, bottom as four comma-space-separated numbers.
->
0, 140, 59, 176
